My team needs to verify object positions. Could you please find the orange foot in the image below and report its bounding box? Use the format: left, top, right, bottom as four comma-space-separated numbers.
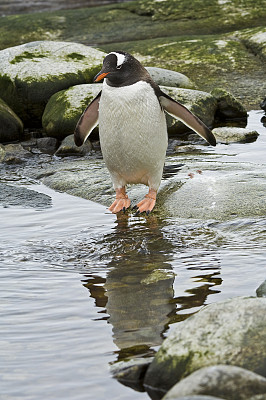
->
135, 188, 157, 215
109, 187, 131, 214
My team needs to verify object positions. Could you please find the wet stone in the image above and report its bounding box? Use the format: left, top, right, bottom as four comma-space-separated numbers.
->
0, 182, 52, 208
55, 134, 92, 157
36, 137, 59, 155
212, 127, 259, 143
144, 297, 266, 394
1, 143, 33, 164
162, 365, 266, 400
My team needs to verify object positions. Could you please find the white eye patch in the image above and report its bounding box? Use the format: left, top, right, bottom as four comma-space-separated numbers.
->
109, 52, 126, 68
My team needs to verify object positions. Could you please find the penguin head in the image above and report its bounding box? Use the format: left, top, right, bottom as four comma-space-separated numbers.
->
94, 51, 148, 87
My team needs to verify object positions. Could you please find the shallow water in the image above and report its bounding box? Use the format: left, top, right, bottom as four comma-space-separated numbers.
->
1, 111, 266, 400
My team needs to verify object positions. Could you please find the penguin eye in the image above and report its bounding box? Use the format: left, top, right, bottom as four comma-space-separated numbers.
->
116, 64, 122, 70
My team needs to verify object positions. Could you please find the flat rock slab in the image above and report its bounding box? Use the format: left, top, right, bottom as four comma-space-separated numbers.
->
0, 41, 105, 124
213, 127, 259, 143
144, 297, 266, 394
0, 182, 52, 208
163, 365, 266, 400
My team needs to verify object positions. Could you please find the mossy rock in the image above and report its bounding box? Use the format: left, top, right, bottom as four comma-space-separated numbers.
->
144, 297, 266, 394
161, 87, 217, 135
0, 41, 105, 125
42, 83, 102, 140
0, 97, 23, 143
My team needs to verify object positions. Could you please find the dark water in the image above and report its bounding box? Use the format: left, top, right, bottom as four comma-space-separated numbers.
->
1, 111, 266, 400
0, 0, 131, 16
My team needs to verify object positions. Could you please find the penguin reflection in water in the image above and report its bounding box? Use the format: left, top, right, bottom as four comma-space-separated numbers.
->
74, 51, 216, 214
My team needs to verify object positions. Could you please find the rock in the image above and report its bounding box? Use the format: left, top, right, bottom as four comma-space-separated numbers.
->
145, 67, 195, 89
0, 41, 105, 125
1, 143, 33, 164
55, 134, 92, 157
260, 98, 266, 111
110, 357, 153, 392
162, 365, 266, 400
161, 87, 217, 136
0, 144, 5, 161
211, 88, 247, 120
212, 127, 259, 143
0, 97, 23, 143
0, 182, 52, 208
249, 396, 266, 400
238, 28, 266, 61
256, 280, 266, 298
42, 83, 102, 140
36, 137, 59, 154
144, 297, 266, 394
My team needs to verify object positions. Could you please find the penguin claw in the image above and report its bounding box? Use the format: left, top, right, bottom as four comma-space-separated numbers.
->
135, 197, 156, 215
108, 198, 131, 214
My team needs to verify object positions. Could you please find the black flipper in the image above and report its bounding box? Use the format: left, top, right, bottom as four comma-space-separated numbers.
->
159, 90, 216, 146
74, 91, 101, 147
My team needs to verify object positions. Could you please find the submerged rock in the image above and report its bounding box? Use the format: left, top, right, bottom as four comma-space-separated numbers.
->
144, 297, 266, 394
110, 357, 153, 392
212, 127, 259, 143
163, 365, 266, 400
42, 83, 102, 140
145, 67, 195, 89
55, 134, 92, 157
0, 97, 23, 143
0, 41, 105, 125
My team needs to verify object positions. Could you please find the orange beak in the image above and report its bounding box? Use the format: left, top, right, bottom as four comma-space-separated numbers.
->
94, 72, 110, 82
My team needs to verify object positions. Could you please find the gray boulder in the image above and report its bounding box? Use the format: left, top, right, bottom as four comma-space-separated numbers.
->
0, 41, 105, 124
145, 67, 195, 89
163, 365, 266, 400
42, 84, 102, 140
0, 97, 23, 143
0, 143, 33, 164
212, 127, 259, 143
144, 297, 266, 393
256, 280, 266, 298
161, 87, 217, 136
36, 137, 59, 154
211, 88, 247, 120
55, 134, 92, 157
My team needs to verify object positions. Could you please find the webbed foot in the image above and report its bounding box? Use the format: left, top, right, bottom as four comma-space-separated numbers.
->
135, 188, 157, 215
109, 187, 131, 214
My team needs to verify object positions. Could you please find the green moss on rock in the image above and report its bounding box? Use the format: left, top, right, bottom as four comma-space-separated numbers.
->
42, 83, 102, 140
0, 41, 105, 125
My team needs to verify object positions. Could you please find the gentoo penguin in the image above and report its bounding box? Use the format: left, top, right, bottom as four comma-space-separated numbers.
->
74, 51, 216, 214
